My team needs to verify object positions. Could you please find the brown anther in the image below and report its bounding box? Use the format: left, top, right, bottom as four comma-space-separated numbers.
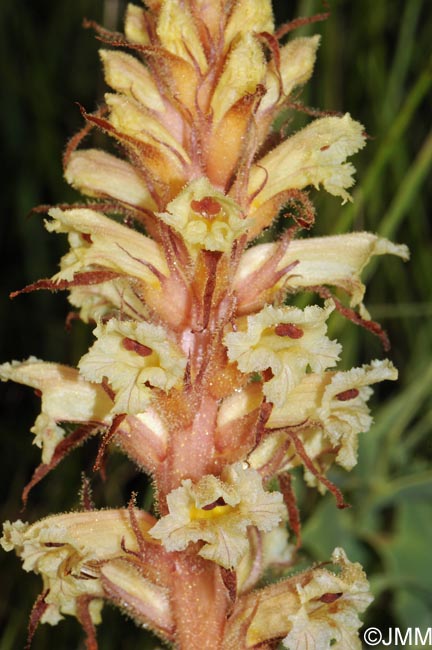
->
34, 389, 42, 398
261, 368, 274, 381
191, 196, 222, 218
44, 542, 65, 548
274, 323, 304, 339
201, 497, 227, 511
336, 388, 359, 401
319, 592, 343, 604
81, 233, 92, 244
122, 337, 152, 357
320, 144, 330, 151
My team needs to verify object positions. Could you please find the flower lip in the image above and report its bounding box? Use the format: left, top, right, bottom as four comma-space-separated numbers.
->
148, 462, 286, 569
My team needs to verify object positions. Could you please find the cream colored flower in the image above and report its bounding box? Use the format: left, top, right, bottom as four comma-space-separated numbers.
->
317, 359, 398, 469
65, 149, 156, 210
1, 509, 156, 625
259, 36, 321, 115
211, 33, 267, 124
224, 300, 341, 406
156, 0, 207, 72
100, 559, 173, 638
68, 276, 148, 324
0, 358, 112, 463
282, 548, 373, 650
149, 462, 286, 569
223, 547, 371, 648
224, 0, 274, 46
234, 232, 409, 310
46, 207, 168, 285
124, 3, 150, 45
100, 49, 165, 112
249, 114, 366, 210
79, 318, 186, 415
105, 93, 190, 167
157, 177, 251, 254
249, 360, 398, 475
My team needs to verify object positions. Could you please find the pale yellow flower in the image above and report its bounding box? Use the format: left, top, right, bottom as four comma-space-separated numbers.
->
211, 33, 267, 124
105, 94, 190, 168
157, 177, 251, 254
68, 276, 149, 324
100, 558, 173, 638
46, 207, 168, 285
259, 35, 321, 115
1, 509, 157, 625
156, 0, 207, 71
248, 360, 398, 475
100, 49, 165, 112
0, 358, 112, 463
234, 232, 409, 311
224, 0, 274, 46
222, 547, 372, 648
316, 359, 398, 469
149, 462, 286, 569
65, 149, 157, 210
124, 4, 150, 45
79, 318, 187, 415
249, 113, 366, 209
282, 548, 373, 650
224, 300, 341, 406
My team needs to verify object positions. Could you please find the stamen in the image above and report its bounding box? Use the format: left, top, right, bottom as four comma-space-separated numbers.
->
122, 337, 153, 357
189, 500, 234, 520
191, 197, 222, 218
319, 592, 343, 604
336, 388, 359, 401
274, 323, 304, 339
202, 497, 227, 510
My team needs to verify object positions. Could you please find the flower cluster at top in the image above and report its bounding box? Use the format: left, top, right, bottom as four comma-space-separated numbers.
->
1, 1, 408, 649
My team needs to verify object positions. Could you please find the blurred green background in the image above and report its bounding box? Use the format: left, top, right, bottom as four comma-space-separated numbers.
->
0, 0, 431, 648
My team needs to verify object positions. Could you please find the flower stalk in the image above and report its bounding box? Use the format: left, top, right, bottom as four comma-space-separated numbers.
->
2, 1, 408, 648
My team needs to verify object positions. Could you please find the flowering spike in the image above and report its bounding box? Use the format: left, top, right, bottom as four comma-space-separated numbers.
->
2, 2, 409, 648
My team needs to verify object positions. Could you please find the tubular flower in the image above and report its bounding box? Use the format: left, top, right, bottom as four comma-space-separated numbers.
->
0, 509, 163, 626
224, 300, 341, 406
235, 233, 409, 311
65, 149, 157, 211
0, 358, 112, 463
45, 207, 168, 285
78, 318, 187, 415
282, 548, 373, 650
248, 360, 398, 478
222, 547, 372, 649
149, 462, 286, 569
2, 1, 410, 649
249, 113, 366, 208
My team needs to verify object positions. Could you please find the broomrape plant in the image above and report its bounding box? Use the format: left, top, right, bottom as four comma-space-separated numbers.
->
1, 1, 409, 649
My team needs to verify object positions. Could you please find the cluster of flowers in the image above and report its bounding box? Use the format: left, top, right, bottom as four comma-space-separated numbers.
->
1, 1, 408, 648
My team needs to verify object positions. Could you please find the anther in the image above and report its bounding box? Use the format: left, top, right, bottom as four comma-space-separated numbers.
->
122, 337, 153, 357
274, 323, 304, 339
335, 388, 359, 401
191, 196, 222, 218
